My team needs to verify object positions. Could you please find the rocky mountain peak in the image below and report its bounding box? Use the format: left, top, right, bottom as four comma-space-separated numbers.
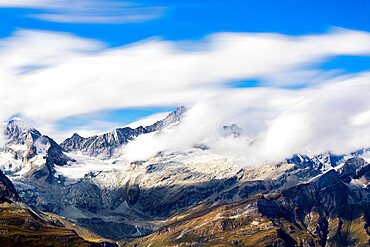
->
163, 105, 186, 124
337, 157, 367, 182
66, 133, 84, 145
221, 123, 243, 137
145, 105, 187, 132
3, 118, 41, 144
1, 118, 73, 185
71, 133, 82, 139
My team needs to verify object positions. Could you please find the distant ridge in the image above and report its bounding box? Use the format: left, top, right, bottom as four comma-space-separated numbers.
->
60, 106, 186, 158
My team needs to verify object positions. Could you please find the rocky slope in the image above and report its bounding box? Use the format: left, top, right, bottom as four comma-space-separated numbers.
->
0, 169, 117, 246
15, 148, 347, 240
125, 157, 370, 246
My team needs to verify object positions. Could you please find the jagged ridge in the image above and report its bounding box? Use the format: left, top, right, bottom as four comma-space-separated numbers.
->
60, 106, 186, 158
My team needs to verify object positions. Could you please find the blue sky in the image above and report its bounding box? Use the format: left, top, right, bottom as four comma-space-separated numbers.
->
0, 0, 369, 44
0, 0, 369, 142
2, 0, 370, 43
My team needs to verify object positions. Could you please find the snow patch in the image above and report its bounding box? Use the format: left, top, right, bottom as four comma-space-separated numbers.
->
54, 153, 129, 185
359, 150, 370, 163
9, 144, 27, 151
34, 138, 49, 156
132, 225, 142, 237
350, 178, 370, 188
0, 152, 31, 177
251, 220, 260, 225
28, 155, 46, 167
10, 117, 22, 121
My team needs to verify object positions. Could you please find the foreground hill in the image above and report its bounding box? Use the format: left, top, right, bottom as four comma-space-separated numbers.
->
0, 169, 117, 246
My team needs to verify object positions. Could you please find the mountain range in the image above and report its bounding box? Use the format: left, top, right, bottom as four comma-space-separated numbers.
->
0, 106, 369, 246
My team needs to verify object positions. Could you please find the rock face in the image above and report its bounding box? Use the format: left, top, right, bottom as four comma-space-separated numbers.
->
0, 170, 19, 203
60, 106, 186, 158
1, 118, 72, 185
127, 157, 370, 247
221, 124, 243, 137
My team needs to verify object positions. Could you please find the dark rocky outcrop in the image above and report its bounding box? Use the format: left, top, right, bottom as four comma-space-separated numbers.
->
0, 170, 20, 203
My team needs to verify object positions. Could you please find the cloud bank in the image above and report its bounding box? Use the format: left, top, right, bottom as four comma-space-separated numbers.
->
122, 74, 370, 165
0, 28, 370, 164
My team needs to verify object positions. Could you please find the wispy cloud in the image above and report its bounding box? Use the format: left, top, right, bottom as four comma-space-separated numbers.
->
0, 0, 165, 24
0, 28, 369, 162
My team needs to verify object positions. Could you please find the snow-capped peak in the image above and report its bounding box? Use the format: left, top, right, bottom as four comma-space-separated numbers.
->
4, 117, 41, 140
10, 117, 22, 121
